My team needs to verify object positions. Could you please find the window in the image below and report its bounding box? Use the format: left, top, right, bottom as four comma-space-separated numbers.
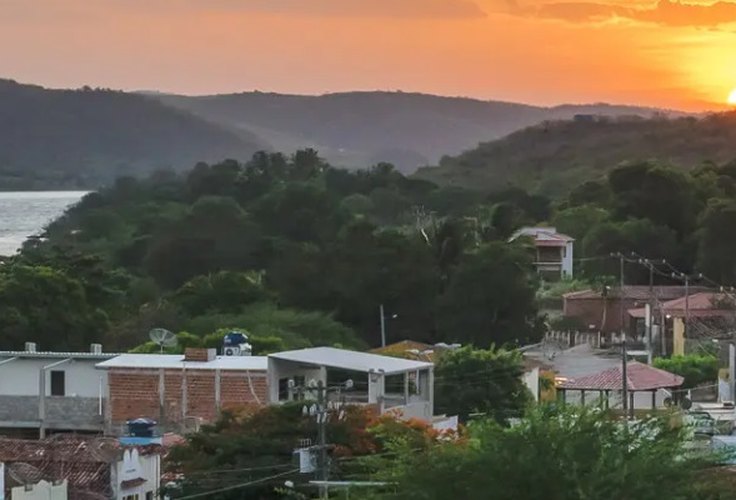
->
123, 495, 139, 500
50, 370, 65, 396
146, 492, 154, 500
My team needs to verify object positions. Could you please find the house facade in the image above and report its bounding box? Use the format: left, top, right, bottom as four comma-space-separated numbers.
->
97, 348, 268, 434
562, 286, 712, 335
510, 227, 574, 280
0, 343, 118, 438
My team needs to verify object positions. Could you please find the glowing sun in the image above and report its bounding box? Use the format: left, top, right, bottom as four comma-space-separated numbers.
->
729, 89, 736, 106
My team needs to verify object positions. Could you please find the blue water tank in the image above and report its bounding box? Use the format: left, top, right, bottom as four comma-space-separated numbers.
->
127, 417, 157, 438
223, 332, 248, 347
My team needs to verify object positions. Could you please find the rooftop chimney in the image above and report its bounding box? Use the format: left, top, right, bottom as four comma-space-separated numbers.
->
184, 348, 216, 363
90, 343, 102, 354
25, 342, 37, 353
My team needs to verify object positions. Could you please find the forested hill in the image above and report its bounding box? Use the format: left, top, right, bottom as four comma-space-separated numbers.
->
155, 91, 666, 173
0, 80, 263, 189
416, 113, 736, 196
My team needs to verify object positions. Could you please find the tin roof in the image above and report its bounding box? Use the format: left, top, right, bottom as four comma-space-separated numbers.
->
0, 351, 120, 360
269, 347, 432, 375
96, 353, 268, 371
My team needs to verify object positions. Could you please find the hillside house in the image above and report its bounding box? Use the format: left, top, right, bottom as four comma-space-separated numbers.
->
509, 227, 574, 280
268, 347, 434, 421
96, 348, 268, 434
0, 343, 118, 438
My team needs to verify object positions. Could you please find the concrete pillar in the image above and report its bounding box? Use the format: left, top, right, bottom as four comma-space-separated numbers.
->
403, 372, 409, 405
673, 318, 685, 356
158, 368, 165, 427
215, 368, 221, 413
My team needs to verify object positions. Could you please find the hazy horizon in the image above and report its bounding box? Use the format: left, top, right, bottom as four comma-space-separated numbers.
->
0, 75, 714, 113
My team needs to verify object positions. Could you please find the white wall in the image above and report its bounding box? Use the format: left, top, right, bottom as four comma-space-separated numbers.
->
0, 358, 107, 398
562, 241, 574, 278
11, 480, 67, 500
115, 449, 160, 500
267, 358, 325, 403
523, 367, 540, 402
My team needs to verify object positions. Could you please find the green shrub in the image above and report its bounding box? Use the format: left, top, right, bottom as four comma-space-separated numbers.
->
653, 354, 718, 389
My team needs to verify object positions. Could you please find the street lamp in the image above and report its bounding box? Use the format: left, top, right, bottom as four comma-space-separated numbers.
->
379, 304, 398, 347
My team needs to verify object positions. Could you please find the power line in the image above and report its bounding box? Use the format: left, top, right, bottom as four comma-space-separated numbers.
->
173, 468, 299, 499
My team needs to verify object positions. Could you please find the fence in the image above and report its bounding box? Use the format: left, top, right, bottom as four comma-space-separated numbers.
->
544, 331, 602, 349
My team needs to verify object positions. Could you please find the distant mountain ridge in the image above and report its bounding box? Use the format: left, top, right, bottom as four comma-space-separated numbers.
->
0, 78, 686, 189
0, 79, 263, 189
156, 90, 673, 173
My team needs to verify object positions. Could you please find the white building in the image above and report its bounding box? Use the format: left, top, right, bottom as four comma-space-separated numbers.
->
267, 347, 434, 421
510, 227, 574, 280
0, 343, 118, 437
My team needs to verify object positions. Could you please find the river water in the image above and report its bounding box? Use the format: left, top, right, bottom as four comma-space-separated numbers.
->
0, 191, 88, 256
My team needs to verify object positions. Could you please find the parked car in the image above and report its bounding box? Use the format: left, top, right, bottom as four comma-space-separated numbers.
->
684, 411, 716, 436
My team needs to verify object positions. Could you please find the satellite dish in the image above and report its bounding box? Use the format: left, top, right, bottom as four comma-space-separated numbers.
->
7, 463, 46, 486
149, 328, 177, 353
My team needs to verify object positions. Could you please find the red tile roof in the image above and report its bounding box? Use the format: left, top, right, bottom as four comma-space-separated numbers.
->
559, 362, 684, 391
628, 292, 736, 319
0, 436, 161, 497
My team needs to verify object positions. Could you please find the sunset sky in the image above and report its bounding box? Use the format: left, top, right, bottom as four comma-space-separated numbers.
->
2, 0, 736, 110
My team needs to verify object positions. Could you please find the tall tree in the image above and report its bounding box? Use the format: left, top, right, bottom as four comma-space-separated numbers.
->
437, 242, 541, 346
434, 346, 530, 422
697, 198, 736, 284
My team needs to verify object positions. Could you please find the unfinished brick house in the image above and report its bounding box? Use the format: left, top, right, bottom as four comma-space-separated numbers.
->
96, 348, 268, 434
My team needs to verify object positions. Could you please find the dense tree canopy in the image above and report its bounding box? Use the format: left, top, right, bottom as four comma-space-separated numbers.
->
4, 150, 545, 351
360, 406, 728, 500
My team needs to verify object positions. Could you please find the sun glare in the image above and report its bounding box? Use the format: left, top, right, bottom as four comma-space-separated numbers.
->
729, 89, 736, 106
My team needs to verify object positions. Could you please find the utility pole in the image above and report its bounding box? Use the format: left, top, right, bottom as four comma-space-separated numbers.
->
301, 379, 352, 499
647, 260, 654, 365
379, 304, 386, 348
622, 337, 629, 418
618, 253, 626, 342
617, 253, 629, 417
729, 343, 736, 403
684, 274, 690, 338
316, 381, 328, 500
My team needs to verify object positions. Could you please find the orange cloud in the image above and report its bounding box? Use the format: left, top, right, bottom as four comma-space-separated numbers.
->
501, 0, 736, 27
121, 0, 488, 19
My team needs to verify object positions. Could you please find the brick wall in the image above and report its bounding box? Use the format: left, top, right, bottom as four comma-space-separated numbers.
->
563, 298, 639, 333
107, 368, 268, 431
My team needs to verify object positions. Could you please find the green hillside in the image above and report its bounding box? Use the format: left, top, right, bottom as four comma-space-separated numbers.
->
0, 80, 264, 189
415, 113, 736, 196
